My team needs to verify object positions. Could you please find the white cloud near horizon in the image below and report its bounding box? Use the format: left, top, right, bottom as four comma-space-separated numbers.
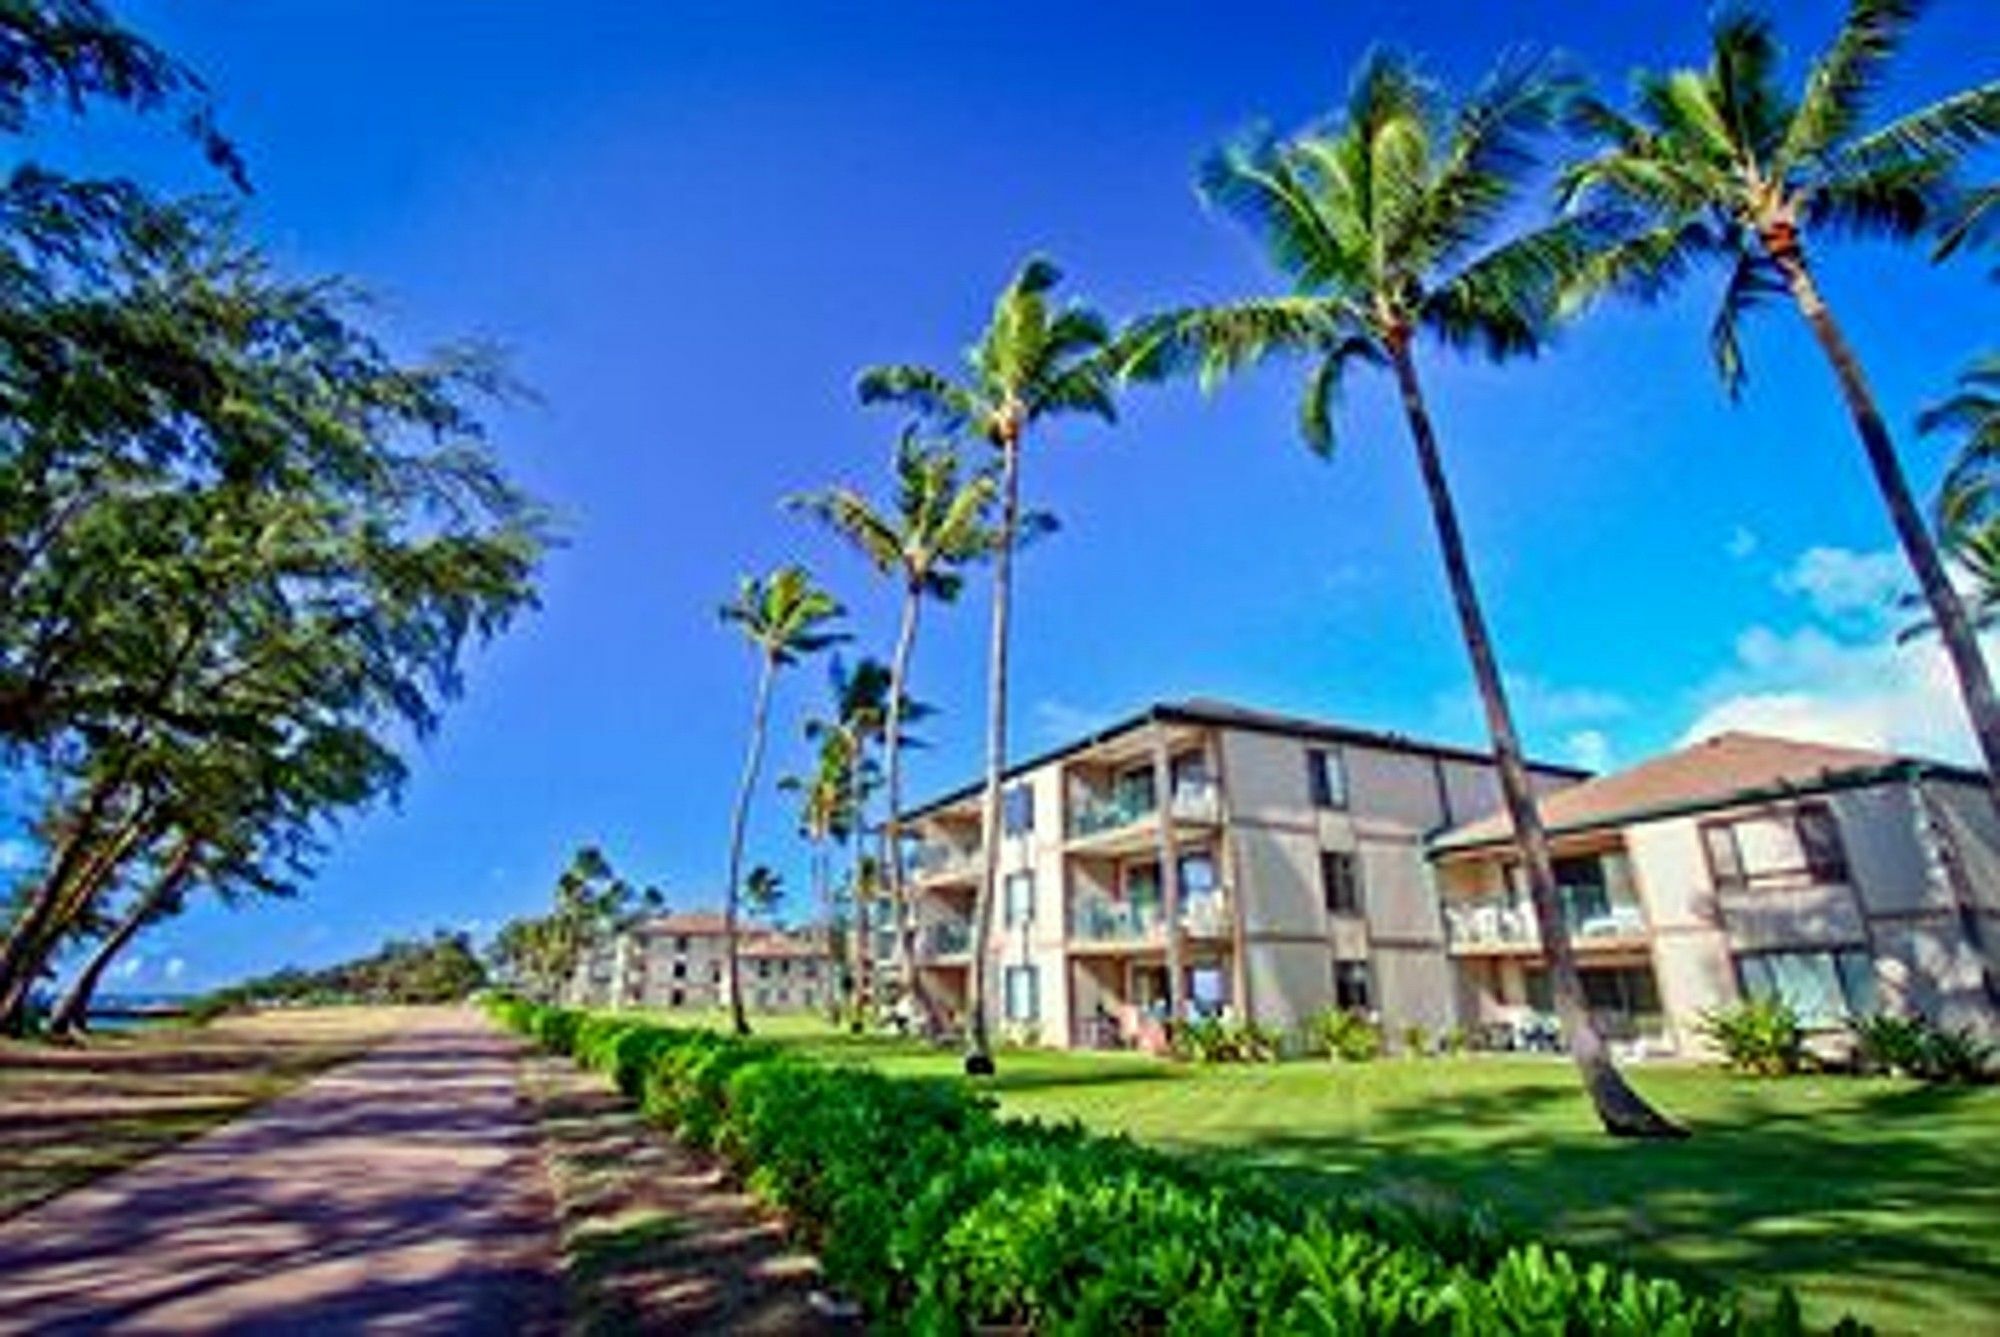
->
1679, 546, 1985, 762
1726, 525, 1759, 560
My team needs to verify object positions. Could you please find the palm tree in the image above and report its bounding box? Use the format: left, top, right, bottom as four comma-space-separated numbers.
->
792, 432, 1002, 1030
858, 258, 1119, 1074
781, 731, 856, 1021
1899, 354, 2000, 638
1122, 51, 1681, 1137
1559, 0, 2000, 807
743, 865, 784, 922
720, 565, 846, 1035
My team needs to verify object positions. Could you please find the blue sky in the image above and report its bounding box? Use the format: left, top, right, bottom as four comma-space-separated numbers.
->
22, 1, 1995, 990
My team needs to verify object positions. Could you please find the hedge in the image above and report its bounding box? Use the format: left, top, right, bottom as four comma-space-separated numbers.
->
493, 997, 1838, 1335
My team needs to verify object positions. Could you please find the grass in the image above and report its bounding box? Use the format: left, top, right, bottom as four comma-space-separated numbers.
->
656, 1008, 1998, 1334
0, 1006, 403, 1219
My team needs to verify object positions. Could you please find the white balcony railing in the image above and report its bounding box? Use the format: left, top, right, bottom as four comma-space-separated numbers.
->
1066, 777, 1220, 839
1070, 890, 1230, 944
904, 840, 980, 881
1443, 892, 1647, 950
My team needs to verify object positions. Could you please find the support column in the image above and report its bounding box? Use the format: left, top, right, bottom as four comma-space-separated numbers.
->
1150, 727, 1185, 1033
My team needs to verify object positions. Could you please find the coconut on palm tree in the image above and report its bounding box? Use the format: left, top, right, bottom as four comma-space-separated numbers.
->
1558, 0, 2000, 806
792, 431, 1003, 1031
1122, 50, 1683, 1138
719, 565, 846, 1035
858, 258, 1120, 1075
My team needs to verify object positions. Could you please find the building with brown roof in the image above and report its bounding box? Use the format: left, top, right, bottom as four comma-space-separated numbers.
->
570, 912, 835, 1014
1428, 732, 2000, 1055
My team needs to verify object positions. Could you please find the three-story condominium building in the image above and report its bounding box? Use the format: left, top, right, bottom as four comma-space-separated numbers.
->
898, 699, 1586, 1050
1429, 732, 2000, 1054
568, 911, 835, 1014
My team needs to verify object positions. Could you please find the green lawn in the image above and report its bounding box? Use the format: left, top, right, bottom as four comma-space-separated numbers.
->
693, 1011, 1998, 1334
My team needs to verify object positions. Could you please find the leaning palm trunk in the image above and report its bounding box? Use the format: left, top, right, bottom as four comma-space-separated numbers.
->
966, 425, 1022, 1075
1390, 342, 1684, 1139
49, 837, 199, 1036
1767, 235, 2000, 808
0, 802, 157, 1033
723, 655, 776, 1036
883, 590, 935, 1032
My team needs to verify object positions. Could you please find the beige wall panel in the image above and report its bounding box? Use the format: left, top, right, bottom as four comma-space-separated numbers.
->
1245, 940, 1334, 1031
1832, 786, 1937, 915
1233, 827, 1327, 936
1344, 745, 1446, 831
1869, 917, 1999, 1038
1625, 819, 1718, 929
1648, 929, 1735, 1055
1374, 946, 1457, 1032
1362, 841, 1444, 943
1219, 727, 1314, 826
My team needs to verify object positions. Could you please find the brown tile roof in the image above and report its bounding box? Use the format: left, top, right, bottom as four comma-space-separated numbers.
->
1431, 732, 1926, 854
739, 933, 829, 959
640, 911, 730, 936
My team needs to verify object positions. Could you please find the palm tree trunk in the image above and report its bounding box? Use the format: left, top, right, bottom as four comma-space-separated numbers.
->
967, 424, 1022, 1075
1770, 240, 2000, 807
884, 588, 935, 1032
724, 654, 777, 1036
850, 739, 871, 1025
0, 773, 126, 1023
50, 836, 199, 1036
1389, 341, 1684, 1139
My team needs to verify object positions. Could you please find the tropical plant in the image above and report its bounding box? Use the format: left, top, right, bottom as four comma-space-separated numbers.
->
719, 564, 845, 1034
1310, 1006, 1385, 1063
1121, 51, 1680, 1137
1852, 1010, 1996, 1082
858, 257, 1120, 1073
781, 727, 857, 1018
743, 864, 783, 922
1699, 997, 1807, 1076
792, 430, 1004, 1034
1559, 0, 2000, 809
1913, 353, 2000, 632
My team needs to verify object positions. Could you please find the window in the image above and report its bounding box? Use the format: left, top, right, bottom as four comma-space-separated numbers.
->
1321, 850, 1363, 915
1333, 959, 1372, 1011
1170, 751, 1212, 801
1738, 948, 1875, 1026
670, 988, 685, 1007
1795, 805, 1850, 882
1700, 821, 1747, 891
1004, 871, 1036, 926
1177, 851, 1218, 896
1188, 965, 1227, 1018
709, 962, 722, 982
1003, 783, 1035, 835
674, 935, 689, 952
1004, 965, 1040, 1021
672, 961, 687, 980
1307, 747, 1349, 809
1113, 765, 1157, 814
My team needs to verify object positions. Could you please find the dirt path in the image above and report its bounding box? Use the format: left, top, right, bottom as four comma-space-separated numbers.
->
0, 1008, 561, 1334
520, 1055, 851, 1335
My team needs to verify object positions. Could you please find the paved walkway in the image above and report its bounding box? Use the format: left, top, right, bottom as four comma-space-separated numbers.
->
0, 1009, 562, 1335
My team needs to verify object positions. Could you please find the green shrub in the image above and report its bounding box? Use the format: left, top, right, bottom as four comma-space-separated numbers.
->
1174, 1017, 1281, 1064
498, 1003, 1815, 1334
1852, 1012, 1995, 1084
1309, 1007, 1384, 1062
1699, 998, 1805, 1076
1401, 1023, 1431, 1057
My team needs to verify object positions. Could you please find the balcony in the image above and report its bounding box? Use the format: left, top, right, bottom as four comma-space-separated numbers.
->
1443, 891, 1648, 954
1066, 778, 1221, 842
904, 839, 981, 885
920, 919, 971, 959
1070, 891, 1231, 947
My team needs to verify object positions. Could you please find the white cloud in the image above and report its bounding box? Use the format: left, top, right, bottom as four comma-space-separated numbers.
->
1680, 549, 1986, 762
1777, 546, 1907, 621
1726, 525, 1759, 560
1434, 675, 1630, 736
163, 957, 186, 983
0, 837, 35, 872
113, 955, 145, 981
1563, 729, 1614, 773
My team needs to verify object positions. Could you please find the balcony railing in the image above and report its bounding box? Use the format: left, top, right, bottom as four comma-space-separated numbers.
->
920, 919, 971, 957
1066, 777, 1221, 839
904, 840, 980, 881
1443, 891, 1647, 950
1070, 891, 1230, 944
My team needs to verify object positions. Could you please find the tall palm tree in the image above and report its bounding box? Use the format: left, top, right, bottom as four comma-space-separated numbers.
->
781, 730, 856, 1021
720, 565, 846, 1035
1122, 51, 1682, 1137
792, 431, 1002, 1030
1559, 0, 2000, 807
858, 258, 1120, 1074
806, 656, 895, 1020
1898, 354, 2000, 637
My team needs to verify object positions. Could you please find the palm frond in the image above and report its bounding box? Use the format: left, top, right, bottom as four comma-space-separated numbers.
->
786, 486, 903, 575
1709, 251, 1787, 399
1408, 51, 1573, 272
1297, 338, 1379, 457
1932, 181, 2000, 260
1780, 0, 1922, 169
1197, 132, 1356, 290
1840, 80, 2000, 170
1117, 298, 1352, 391
855, 364, 976, 427
1804, 151, 1951, 239
1557, 218, 1725, 314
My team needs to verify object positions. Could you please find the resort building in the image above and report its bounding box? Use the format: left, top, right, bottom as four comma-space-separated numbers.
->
900, 700, 2000, 1055
1430, 733, 2000, 1054
569, 911, 835, 1014
897, 699, 1585, 1050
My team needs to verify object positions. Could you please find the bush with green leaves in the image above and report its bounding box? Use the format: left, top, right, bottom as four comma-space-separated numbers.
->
1699, 998, 1806, 1076
1309, 1006, 1384, 1062
1852, 1012, 1996, 1084
483, 994, 1821, 1334
1174, 1017, 1281, 1063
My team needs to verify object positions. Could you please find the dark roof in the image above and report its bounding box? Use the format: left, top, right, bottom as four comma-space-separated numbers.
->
902, 697, 1590, 820
1430, 731, 1984, 855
